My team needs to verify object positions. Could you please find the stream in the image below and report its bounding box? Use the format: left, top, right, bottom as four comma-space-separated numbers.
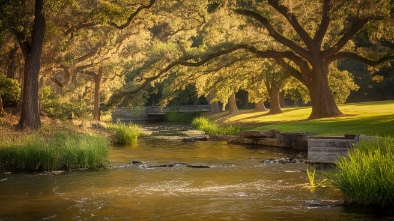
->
0, 124, 392, 220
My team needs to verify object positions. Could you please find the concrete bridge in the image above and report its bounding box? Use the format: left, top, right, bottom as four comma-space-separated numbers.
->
112, 105, 211, 121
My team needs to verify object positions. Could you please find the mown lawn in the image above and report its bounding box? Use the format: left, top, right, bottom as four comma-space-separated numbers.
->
216, 100, 394, 136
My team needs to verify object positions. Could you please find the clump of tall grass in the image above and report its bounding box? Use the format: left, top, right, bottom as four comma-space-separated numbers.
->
191, 116, 240, 136
0, 132, 109, 172
106, 123, 141, 146
329, 138, 394, 207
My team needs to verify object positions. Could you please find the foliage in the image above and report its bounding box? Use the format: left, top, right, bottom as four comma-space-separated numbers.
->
329, 65, 360, 104
106, 123, 141, 146
192, 116, 240, 136
40, 86, 90, 120
0, 132, 109, 172
0, 75, 20, 107
329, 138, 394, 207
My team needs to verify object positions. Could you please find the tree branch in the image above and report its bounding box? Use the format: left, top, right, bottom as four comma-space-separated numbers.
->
313, 0, 331, 47
267, 0, 314, 50
74, 46, 101, 63
322, 18, 369, 58
234, 8, 311, 61
64, 22, 96, 36
275, 58, 303, 83
327, 52, 394, 66
84, 70, 97, 77
110, 0, 156, 30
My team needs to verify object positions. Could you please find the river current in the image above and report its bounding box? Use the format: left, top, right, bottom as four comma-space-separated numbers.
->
0, 124, 392, 220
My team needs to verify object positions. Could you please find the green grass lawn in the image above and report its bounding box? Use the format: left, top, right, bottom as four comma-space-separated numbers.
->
217, 100, 394, 136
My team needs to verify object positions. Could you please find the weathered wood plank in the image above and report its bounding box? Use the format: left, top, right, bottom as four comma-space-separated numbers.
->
308, 139, 355, 148
308, 138, 354, 163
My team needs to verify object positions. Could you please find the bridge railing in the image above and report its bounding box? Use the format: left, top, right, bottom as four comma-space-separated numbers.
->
145, 105, 211, 114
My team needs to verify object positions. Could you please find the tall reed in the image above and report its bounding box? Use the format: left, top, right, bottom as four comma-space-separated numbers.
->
191, 116, 240, 136
0, 132, 109, 172
306, 165, 317, 188
329, 138, 394, 207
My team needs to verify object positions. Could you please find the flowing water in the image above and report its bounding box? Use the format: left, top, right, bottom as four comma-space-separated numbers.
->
0, 125, 392, 220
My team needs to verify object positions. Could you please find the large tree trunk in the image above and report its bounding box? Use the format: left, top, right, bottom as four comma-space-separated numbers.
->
306, 66, 342, 119
18, 0, 45, 130
93, 67, 103, 121
266, 82, 283, 114
254, 101, 267, 111
228, 93, 239, 114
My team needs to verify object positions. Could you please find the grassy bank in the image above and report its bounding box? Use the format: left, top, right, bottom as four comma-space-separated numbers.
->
215, 100, 394, 136
329, 138, 394, 207
0, 132, 109, 172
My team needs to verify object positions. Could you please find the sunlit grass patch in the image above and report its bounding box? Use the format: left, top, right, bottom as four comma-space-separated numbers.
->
218, 100, 394, 136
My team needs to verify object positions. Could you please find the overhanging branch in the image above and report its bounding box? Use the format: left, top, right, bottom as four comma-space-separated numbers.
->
327, 52, 394, 66
110, 0, 156, 30
234, 8, 311, 61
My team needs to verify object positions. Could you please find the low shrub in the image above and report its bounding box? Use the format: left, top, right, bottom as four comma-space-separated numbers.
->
329, 138, 394, 207
0, 132, 109, 172
106, 123, 141, 146
0, 75, 20, 107
191, 116, 240, 136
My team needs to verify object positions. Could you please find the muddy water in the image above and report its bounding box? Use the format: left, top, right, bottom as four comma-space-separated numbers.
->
0, 125, 391, 220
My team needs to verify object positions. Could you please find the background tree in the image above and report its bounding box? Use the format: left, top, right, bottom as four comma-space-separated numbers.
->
231, 0, 394, 119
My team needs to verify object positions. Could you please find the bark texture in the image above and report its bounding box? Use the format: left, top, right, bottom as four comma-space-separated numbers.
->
18, 0, 45, 130
266, 82, 283, 114
228, 93, 239, 114
254, 101, 267, 111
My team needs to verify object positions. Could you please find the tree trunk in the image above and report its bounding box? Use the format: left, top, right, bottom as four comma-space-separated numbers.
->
7, 44, 19, 79
18, 0, 45, 130
254, 101, 267, 111
228, 93, 239, 114
93, 67, 103, 121
63, 66, 75, 87
205, 93, 221, 115
306, 66, 342, 119
267, 82, 283, 114
0, 95, 3, 114
279, 91, 285, 108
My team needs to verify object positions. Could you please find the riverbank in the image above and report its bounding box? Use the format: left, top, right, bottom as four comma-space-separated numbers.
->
0, 111, 115, 172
